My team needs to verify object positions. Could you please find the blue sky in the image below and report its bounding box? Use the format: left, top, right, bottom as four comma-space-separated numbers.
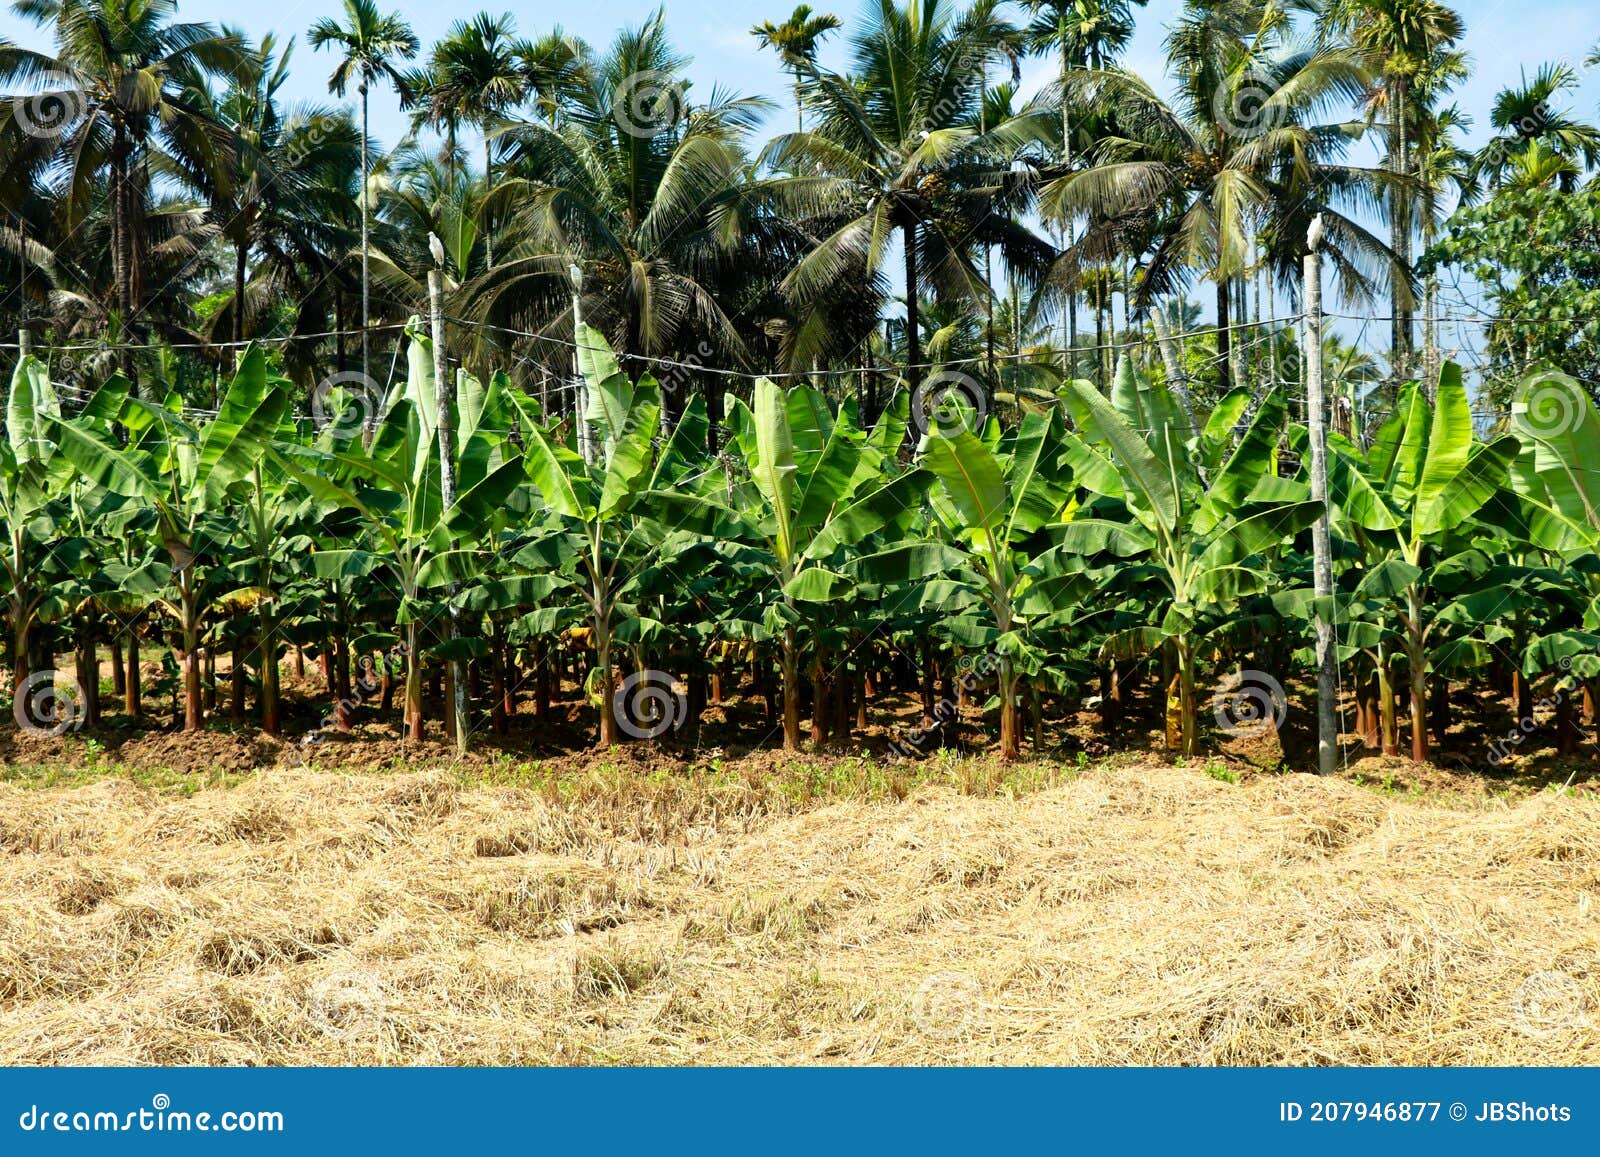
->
4, 0, 1598, 369
5, 0, 1598, 162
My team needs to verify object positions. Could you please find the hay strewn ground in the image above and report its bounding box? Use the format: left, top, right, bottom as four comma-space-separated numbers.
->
0, 757, 1596, 1065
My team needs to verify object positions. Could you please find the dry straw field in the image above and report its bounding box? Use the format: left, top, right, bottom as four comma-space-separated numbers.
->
0, 754, 1597, 1066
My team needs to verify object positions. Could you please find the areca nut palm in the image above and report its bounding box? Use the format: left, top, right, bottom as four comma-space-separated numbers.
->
751, 5, 843, 132
1476, 62, 1600, 193
516, 28, 592, 128
420, 13, 525, 265
309, 0, 420, 384
1322, 0, 1464, 377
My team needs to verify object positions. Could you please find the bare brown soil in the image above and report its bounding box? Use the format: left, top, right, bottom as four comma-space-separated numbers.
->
5, 655, 1598, 801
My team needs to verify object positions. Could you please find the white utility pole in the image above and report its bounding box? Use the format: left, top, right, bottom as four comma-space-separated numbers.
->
569, 263, 595, 464
1304, 215, 1338, 777
428, 233, 468, 754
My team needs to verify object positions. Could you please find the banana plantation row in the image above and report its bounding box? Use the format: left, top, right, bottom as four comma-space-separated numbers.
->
4, 327, 1596, 765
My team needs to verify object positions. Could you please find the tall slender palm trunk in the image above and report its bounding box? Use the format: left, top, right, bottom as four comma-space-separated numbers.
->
484, 136, 494, 267
111, 126, 135, 382
233, 240, 248, 349
903, 223, 922, 394
1215, 279, 1232, 395
360, 83, 371, 385
1389, 75, 1413, 384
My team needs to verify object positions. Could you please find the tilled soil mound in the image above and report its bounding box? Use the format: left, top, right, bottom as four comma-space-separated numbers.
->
0, 761, 1596, 1065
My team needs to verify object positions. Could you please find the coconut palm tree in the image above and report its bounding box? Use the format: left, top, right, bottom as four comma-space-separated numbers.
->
475, 13, 788, 407
307, 0, 420, 384
756, 0, 1049, 390
0, 0, 242, 377
751, 5, 843, 132
416, 14, 528, 267
1042, 0, 1393, 394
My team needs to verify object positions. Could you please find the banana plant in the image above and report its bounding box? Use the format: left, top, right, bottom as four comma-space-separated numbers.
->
233, 454, 320, 735
0, 356, 72, 697
509, 326, 731, 747
1325, 365, 1520, 761
1502, 368, 1600, 744
1060, 361, 1323, 756
874, 407, 1083, 759
278, 323, 526, 744
722, 378, 930, 750
48, 348, 289, 731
